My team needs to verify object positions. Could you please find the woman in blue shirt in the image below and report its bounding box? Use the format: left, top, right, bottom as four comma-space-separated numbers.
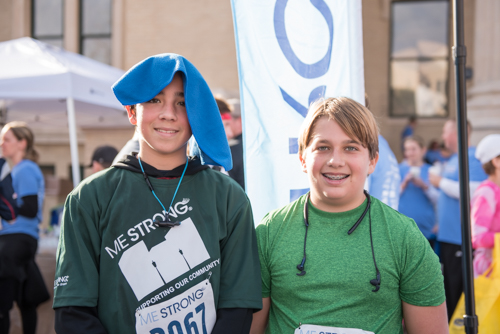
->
0, 121, 46, 334
399, 136, 439, 247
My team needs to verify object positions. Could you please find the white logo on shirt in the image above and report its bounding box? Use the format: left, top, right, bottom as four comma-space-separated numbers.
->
118, 218, 211, 300
54, 275, 70, 288
104, 198, 193, 259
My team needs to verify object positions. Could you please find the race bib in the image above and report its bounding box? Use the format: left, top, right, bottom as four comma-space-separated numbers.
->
294, 324, 375, 334
135, 279, 216, 334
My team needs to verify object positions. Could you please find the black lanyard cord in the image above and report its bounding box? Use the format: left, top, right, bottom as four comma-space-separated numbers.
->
368, 208, 381, 292
297, 191, 381, 292
296, 193, 310, 276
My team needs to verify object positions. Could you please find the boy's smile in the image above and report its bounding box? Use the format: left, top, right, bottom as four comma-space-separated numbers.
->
300, 117, 378, 212
127, 73, 192, 170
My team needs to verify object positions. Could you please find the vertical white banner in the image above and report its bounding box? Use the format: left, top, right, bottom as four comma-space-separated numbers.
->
231, 0, 365, 223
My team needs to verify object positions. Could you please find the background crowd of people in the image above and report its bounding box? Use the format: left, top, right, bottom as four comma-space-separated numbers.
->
0, 103, 498, 333
399, 116, 499, 322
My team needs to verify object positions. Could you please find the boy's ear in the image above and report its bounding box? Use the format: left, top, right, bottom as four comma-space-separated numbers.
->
126, 105, 137, 125
299, 152, 308, 173
368, 152, 379, 175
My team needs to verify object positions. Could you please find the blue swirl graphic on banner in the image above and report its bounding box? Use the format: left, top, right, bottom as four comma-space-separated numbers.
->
279, 85, 327, 118
273, 0, 334, 201
274, 0, 334, 79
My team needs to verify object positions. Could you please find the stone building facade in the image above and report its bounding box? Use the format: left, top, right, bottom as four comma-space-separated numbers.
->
0, 0, 498, 227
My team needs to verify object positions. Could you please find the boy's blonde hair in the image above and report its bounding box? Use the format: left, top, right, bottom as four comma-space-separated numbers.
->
298, 97, 379, 160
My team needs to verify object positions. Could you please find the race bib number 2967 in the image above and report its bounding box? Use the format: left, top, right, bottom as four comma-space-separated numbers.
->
135, 280, 216, 334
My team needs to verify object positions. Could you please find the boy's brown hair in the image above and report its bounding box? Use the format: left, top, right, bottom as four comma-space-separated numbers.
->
298, 97, 379, 160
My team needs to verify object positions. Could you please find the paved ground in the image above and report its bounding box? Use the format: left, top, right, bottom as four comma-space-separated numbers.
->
9, 241, 56, 334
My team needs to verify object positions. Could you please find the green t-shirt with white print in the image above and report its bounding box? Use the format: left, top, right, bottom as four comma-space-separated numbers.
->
53, 161, 262, 334
256, 194, 445, 334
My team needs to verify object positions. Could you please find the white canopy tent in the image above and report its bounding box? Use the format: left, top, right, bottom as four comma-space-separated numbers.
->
0, 37, 129, 186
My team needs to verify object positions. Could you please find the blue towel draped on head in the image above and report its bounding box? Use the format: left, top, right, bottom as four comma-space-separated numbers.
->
112, 53, 232, 171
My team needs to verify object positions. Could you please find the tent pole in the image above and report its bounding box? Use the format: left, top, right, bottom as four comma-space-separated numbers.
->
66, 97, 81, 187
452, 0, 477, 333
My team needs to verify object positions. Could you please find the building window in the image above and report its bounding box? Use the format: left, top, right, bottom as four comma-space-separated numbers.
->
390, 0, 449, 117
80, 0, 112, 64
32, 0, 64, 48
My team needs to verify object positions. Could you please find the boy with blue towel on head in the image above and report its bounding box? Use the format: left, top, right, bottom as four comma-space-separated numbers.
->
53, 54, 262, 334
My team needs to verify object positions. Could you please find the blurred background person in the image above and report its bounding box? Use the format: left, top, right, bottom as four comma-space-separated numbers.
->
424, 140, 452, 166
227, 98, 244, 190
365, 94, 400, 209
399, 136, 438, 248
401, 116, 417, 140
210, 96, 233, 175
429, 119, 487, 320
88, 145, 118, 174
0, 157, 18, 222
424, 140, 442, 165
0, 121, 48, 334
401, 115, 417, 152
471, 134, 500, 277
112, 132, 140, 165
439, 143, 453, 162
215, 96, 234, 140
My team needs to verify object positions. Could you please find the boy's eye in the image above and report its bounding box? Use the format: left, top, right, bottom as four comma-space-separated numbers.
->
178, 101, 186, 107
146, 98, 161, 103
317, 146, 329, 151
345, 146, 358, 152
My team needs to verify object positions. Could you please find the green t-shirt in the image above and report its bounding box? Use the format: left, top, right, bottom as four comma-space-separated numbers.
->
53, 165, 262, 334
256, 195, 445, 334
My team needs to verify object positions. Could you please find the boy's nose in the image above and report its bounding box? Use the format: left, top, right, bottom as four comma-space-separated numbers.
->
328, 151, 345, 167
159, 103, 177, 120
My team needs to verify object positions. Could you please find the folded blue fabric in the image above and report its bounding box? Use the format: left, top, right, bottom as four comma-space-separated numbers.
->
112, 53, 232, 171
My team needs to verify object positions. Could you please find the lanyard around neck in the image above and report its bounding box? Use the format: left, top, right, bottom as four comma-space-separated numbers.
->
137, 156, 189, 227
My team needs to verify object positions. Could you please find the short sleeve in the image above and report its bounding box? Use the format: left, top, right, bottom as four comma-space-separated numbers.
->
255, 216, 271, 298
15, 165, 39, 197
217, 191, 262, 311
399, 221, 445, 306
53, 194, 102, 308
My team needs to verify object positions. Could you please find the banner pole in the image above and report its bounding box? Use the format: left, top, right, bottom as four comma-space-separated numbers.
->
67, 97, 81, 187
452, 0, 477, 333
